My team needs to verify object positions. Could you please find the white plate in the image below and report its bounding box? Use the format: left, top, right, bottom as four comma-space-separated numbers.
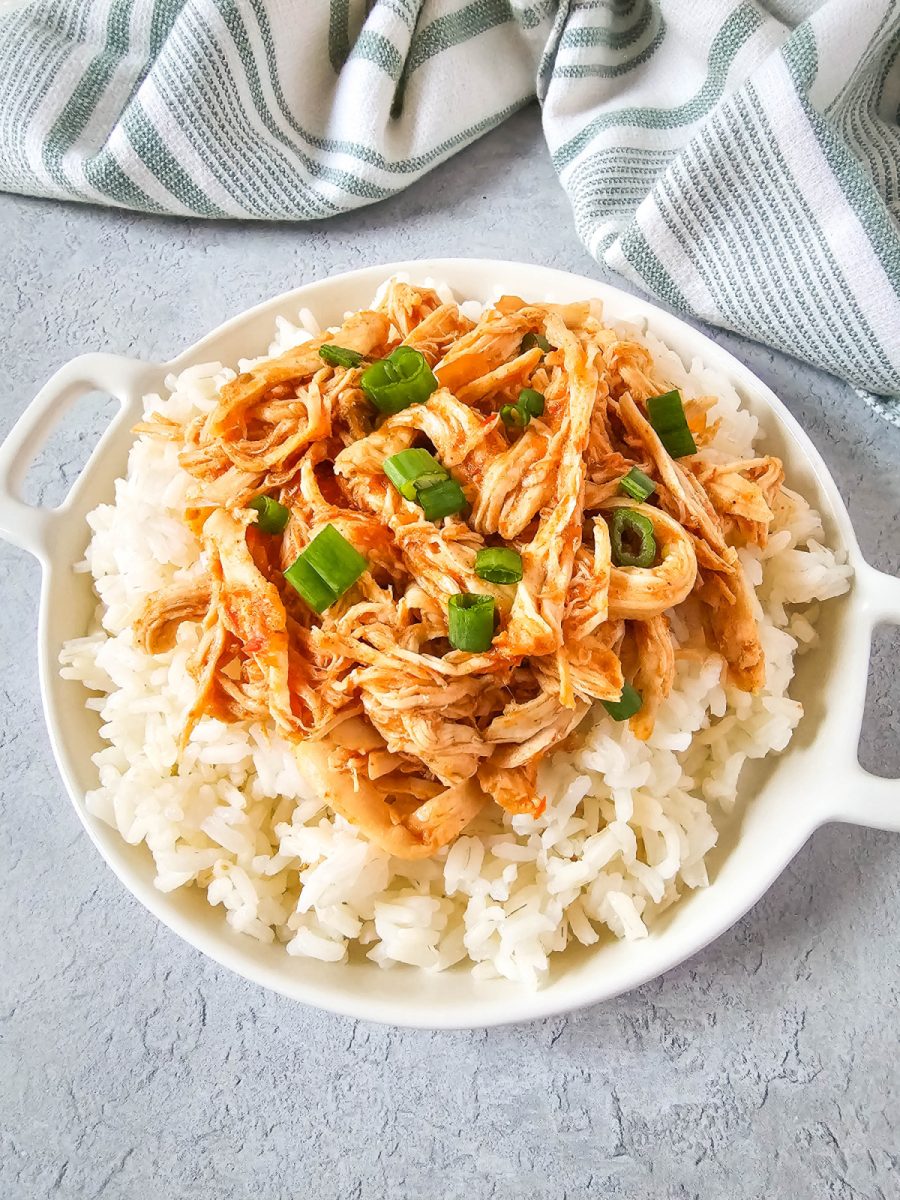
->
1, 259, 898, 1029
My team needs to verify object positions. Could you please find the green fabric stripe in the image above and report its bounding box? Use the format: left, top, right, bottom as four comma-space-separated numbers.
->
552, 4, 763, 170
216, 2, 412, 210
29, 0, 94, 43
349, 30, 405, 81
121, 103, 228, 217
536, 0, 570, 95
80, 2, 189, 210
407, 0, 513, 73
517, 1, 556, 33
82, 153, 166, 213
633, 83, 897, 390
837, 61, 900, 217
552, 17, 665, 79
173, 1, 519, 216
377, 0, 420, 23
779, 17, 817, 90
391, 0, 513, 113
559, 1, 654, 51
649, 129, 812, 361
149, 0, 185, 59
652, 160, 779, 350
328, 0, 351, 72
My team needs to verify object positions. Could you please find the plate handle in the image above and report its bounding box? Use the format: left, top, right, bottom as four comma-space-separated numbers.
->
0, 353, 161, 560
826, 561, 900, 832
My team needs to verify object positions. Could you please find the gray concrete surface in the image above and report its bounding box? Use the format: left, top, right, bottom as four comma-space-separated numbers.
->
1, 106, 898, 1200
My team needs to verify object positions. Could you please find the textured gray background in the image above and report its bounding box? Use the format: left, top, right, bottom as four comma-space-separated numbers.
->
1, 107, 899, 1200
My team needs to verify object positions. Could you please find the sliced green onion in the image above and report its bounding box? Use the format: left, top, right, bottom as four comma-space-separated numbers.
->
500, 388, 545, 430
284, 524, 367, 613
283, 555, 337, 614
602, 682, 642, 721
248, 494, 290, 535
302, 524, 368, 594
519, 388, 545, 418
360, 346, 438, 414
416, 478, 467, 521
618, 467, 656, 503
319, 344, 365, 369
475, 547, 523, 585
448, 593, 495, 652
383, 448, 464, 520
383, 448, 448, 500
410, 472, 447, 497
647, 389, 697, 458
610, 508, 657, 569
499, 403, 526, 428
521, 331, 551, 354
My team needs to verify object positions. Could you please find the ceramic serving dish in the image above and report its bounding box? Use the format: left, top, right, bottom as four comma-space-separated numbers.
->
1, 259, 898, 1029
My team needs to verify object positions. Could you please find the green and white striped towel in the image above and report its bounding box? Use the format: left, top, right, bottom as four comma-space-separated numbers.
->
1, 1, 899, 420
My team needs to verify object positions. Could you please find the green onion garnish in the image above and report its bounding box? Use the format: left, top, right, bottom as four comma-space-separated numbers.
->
448, 593, 496, 652
248, 494, 290, 535
609, 508, 657, 569
360, 346, 438, 414
302, 524, 368, 594
519, 388, 545, 418
602, 682, 642, 721
521, 331, 551, 354
416, 478, 467, 521
383, 448, 448, 500
647, 389, 697, 458
382, 447, 464, 520
319, 344, 366, 369
618, 467, 656, 503
474, 547, 523, 584
283, 555, 337, 614
499, 403, 525, 428
283, 524, 367, 613
500, 387, 546, 430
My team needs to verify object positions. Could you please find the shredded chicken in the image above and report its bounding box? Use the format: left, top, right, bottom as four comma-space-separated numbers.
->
133, 279, 783, 858
134, 579, 211, 653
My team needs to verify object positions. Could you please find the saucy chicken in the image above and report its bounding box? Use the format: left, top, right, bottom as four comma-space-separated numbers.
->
134, 282, 784, 858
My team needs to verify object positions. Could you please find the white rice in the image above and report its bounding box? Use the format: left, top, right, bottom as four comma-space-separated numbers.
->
59, 278, 852, 986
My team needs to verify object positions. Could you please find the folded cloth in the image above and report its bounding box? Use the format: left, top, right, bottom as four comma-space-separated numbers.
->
1, 0, 898, 418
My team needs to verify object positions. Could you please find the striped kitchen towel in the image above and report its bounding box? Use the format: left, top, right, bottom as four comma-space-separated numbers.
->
1, 1, 899, 418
